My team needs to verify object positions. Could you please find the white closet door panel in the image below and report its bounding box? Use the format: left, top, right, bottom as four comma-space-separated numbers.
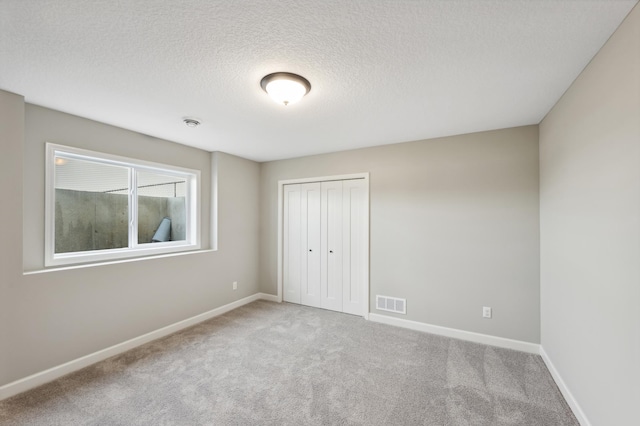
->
283, 184, 301, 304
300, 182, 321, 307
342, 179, 367, 316
321, 181, 343, 312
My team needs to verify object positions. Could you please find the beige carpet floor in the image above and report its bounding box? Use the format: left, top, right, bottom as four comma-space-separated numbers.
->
0, 300, 578, 425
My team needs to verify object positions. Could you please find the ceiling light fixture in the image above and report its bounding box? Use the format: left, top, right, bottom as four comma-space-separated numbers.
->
260, 72, 311, 106
183, 118, 201, 127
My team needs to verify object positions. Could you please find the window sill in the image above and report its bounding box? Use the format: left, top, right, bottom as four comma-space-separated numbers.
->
23, 249, 215, 275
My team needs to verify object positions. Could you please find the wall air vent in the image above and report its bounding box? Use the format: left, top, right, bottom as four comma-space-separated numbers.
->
375, 295, 407, 314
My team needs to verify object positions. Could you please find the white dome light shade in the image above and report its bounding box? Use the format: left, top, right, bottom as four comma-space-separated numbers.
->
260, 72, 311, 106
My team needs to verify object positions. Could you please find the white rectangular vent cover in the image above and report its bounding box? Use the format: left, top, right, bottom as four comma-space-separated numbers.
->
376, 295, 406, 314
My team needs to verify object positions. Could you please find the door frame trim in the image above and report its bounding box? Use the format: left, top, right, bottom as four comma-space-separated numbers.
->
277, 173, 370, 319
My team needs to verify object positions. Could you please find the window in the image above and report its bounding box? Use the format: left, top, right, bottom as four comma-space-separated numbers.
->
45, 143, 200, 266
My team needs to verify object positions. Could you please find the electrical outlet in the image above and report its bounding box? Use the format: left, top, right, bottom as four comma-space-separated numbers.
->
233, 281, 238, 290
483, 306, 492, 319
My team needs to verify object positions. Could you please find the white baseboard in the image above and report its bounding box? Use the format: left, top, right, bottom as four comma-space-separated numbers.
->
368, 313, 540, 354
0, 293, 275, 402
539, 346, 590, 426
257, 292, 280, 303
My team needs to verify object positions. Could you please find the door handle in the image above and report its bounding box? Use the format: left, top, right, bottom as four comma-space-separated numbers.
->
309, 249, 312, 252
329, 250, 333, 253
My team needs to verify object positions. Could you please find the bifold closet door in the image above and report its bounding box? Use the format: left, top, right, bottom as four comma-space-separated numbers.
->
283, 183, 321, 307
321, 180, 343, 312
283, 184, 301, 304
283, 178, 367, 316
300, 183, 321, 307
341, 179, 366, 316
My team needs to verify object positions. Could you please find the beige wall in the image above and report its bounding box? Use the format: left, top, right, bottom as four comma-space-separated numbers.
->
539, 4, 640, 426
0, 101, 260, 386
0, 90, 24, 386
260, 126, 541, 343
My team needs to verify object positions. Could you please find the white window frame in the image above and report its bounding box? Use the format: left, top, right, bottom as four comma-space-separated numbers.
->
45, 143, 201, 267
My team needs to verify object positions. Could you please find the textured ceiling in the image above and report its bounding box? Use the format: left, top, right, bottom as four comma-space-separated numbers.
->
1, 1, 637, 162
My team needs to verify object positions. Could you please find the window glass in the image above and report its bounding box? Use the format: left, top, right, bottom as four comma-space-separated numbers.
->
54, 156, 129, 253
137, 170, 187, 244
